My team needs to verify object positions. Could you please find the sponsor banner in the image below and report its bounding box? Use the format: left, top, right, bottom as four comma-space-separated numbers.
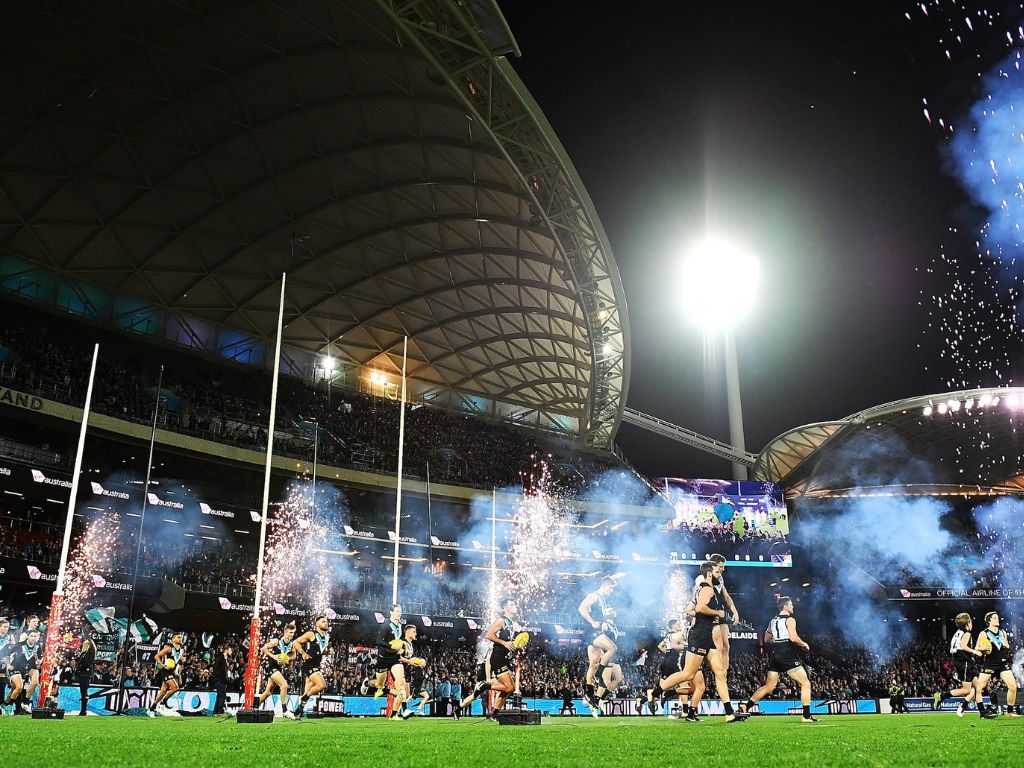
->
0, 387, 44, 412
90, 482, 130, 500
30, 468, 72, 488
893, 586, 1024, 600
0, 558, 146, 591
898, 697, 983, 713
199, 502, 234, 519
147, 492, 184, 510
429, 535, 459, 548
731, 698, 877, 716
342, 525, 374, 540
57, 687, 885, 717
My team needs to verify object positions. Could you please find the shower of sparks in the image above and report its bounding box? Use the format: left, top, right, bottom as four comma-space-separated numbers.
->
664, 569, 692, 626
494, 456, 576, 622
260, 482, 334, 633
61, 512, 121, 637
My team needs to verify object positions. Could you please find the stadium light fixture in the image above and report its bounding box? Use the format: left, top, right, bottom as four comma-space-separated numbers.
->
320, 355, 336, 372
922, 405, 933, 417
680, 236, 760, 330
1008, 394, 1021, 409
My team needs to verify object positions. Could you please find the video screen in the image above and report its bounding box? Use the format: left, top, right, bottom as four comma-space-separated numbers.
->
656, 478, 791, 567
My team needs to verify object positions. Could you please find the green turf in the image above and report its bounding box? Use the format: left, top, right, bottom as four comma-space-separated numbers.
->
3, 714, 1020, 767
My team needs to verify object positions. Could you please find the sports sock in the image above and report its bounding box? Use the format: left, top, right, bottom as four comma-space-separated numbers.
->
940, 691, 952, 701
802, 705, 811, 718
295, 695, 308, 713
681, 702, 690, 715
723, 701, 734, 716
745, 699, 756, 710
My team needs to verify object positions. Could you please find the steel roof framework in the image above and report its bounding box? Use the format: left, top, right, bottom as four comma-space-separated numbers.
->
0, 0, 630, 447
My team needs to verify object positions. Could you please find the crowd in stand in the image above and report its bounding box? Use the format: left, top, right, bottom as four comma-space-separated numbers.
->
0, 325, 631, 494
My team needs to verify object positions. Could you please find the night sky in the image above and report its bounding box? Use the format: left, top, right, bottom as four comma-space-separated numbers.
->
501, 1, 997, 478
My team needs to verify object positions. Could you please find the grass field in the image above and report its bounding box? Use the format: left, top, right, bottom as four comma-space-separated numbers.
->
4, 713, 1020, 767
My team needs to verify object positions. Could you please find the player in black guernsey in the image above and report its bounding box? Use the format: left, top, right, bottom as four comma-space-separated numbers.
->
578, 577, 618, 713
656, 617, 706, 721
390, 623, 426, 720
12, 614, 41, 712
460, 597, 519, 715
974, 611, 1019, 718
4, 628, 41, 715
148, 632, 185, 717
0, 618, 12, 711
291, 615, 331, 718
363, 604, 404, 699
739, 597, 817, 722
933, 612, 983, 717
256, 621, 296, 718
708, 554, 741, 670
675, 562, 747, 723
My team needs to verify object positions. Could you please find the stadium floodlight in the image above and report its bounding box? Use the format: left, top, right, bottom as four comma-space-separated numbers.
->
320, 354, 336, 372
937, 403, 948, 414
680, 236, 760, 331
922, 405, 933, 417
680, 235, 759, 480
1008, 393, 1020, 409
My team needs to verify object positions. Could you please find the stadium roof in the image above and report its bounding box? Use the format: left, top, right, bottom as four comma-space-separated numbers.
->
0, 0, 629, 448
752, 387, 1024, 498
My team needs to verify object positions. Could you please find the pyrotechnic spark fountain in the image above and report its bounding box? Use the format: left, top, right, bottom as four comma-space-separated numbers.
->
664, 569, 692, 626
260, 482, 334, 627
57, 513, 121, 639
496, 457, 576, 622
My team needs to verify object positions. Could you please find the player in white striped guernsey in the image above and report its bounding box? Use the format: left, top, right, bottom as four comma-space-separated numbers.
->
739, 597, 818, 722
933, 612, 984, 716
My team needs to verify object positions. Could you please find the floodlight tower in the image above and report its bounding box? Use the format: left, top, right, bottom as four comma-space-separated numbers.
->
681, 237, 760, 481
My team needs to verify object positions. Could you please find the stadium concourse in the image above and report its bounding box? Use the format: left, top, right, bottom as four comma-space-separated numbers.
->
1, 0, 1024, 766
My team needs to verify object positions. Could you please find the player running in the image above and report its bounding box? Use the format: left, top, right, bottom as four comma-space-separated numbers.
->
291, 615, 330, 719
706, 554, 740, 670
0, 618, 13, 713
933, 613, 983, 717
739, 597, 818, 722
974, 612, 1019, 718
362, 604, 404, 699
148, 632, 185, 717
256, 621, 296, 718
460, 597, 523, 716
390, 623, 426, 720
4, 628, 41, 715
651, 617, 705, 721
578, 577, 618, 713
674, 562, 747, 723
